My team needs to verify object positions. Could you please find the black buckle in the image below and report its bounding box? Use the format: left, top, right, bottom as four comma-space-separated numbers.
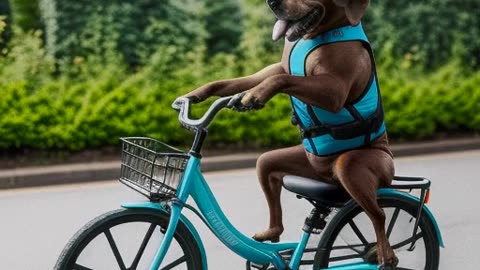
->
299, 127, 308, 139
300, 126, 330, 139
291, 113, 299, 126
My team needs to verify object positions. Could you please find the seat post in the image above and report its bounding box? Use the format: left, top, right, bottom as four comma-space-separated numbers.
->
303, 206, 331, 234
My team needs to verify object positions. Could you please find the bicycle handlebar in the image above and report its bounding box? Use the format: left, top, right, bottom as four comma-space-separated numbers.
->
172, 96, 233, 131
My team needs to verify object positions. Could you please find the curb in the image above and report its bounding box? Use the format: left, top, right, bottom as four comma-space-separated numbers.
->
1, 137, 480, 190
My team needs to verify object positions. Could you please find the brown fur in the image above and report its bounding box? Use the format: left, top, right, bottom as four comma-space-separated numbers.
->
184, 0, 397, 266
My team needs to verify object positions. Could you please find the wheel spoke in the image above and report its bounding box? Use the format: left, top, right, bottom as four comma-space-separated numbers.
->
331, 243, 370, 251
104, 229, 127, 270
160, 255, 187, 270
329, 244, 372, 262
386, 208, 400, 239
391, 232, 423, 250
329, 253, 364, 262
321, 199, 437, 270
74, 264, 94, 270
130, 223, 157, 269
348, 220, 369, 245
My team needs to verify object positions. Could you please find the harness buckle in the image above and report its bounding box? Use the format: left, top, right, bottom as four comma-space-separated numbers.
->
299, 128, 310, 139
291, 113, 299, 126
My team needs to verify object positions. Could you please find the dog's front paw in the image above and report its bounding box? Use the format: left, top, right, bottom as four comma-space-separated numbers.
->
240, 91, 266, 110
227, 92, 263, 111
227, 92, 250, 111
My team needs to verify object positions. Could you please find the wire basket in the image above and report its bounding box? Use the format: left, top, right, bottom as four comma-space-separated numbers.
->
119, 137, 189, 200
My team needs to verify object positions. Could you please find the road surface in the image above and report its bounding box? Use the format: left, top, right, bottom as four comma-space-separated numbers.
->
1, 150, 479, 269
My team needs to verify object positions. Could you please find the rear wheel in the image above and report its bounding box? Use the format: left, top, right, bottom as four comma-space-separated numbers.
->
314, 196, 440, 270
55, 208, 202, 270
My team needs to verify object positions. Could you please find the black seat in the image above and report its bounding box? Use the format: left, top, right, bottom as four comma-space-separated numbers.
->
283, 175, 431, 208
282, 175, 351, 207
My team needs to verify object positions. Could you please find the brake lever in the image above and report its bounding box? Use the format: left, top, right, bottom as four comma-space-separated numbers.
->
226, 92, 246, 108
226, 92, 256, 112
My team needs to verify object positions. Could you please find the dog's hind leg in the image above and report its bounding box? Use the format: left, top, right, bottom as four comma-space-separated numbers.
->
333, 148, 398, 267
253, 145, 322, 242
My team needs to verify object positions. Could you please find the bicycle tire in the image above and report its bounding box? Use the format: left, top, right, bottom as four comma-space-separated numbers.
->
54, 208, 203, 270
313, 196, 440, 270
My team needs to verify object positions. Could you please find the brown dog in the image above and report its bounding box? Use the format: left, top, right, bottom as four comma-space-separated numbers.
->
184, 0, 397, 266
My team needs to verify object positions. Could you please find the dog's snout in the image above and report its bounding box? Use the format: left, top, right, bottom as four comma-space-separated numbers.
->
266, 0, 282, 11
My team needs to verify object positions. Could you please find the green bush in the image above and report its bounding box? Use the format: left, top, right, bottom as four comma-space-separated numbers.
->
239, 1, 281, 71
364, 0, 480, 70
0, 0, 11, 46
203, 0, 243, 56
379, 62, 480, 140
38, 0, 206, 66
1, 46, 479, 152
0, 0, 479, 153
9, 0, 42, 31
0, 28, 54, 90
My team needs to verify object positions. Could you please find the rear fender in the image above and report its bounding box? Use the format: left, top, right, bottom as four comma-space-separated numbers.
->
377, 189, 444, 248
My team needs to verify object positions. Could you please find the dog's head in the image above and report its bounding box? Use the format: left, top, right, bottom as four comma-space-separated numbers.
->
268, 0, 369, 41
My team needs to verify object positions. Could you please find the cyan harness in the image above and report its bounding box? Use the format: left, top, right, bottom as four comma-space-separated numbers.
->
289, 23, 386, 156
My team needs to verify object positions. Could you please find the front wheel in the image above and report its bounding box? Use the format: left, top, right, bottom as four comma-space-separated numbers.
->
55, 208, 202, 270
314, 196, 440, 270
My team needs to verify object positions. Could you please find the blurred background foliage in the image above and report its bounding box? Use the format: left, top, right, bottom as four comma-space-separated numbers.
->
0, 0, 478, 153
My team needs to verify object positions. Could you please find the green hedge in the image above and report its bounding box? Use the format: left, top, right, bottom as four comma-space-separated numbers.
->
9, 0, 42, 31
0, 49, 479, 151
0, 0, 11, 47
203, 0, 243, 55
364, 0, 480, 69
0, 0, 479, 152
380, 64, 480, 139
38, 0, 206, 66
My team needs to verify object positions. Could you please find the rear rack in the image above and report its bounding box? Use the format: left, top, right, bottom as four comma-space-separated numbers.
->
389, 175, 431, 250
390, 176, 430, 190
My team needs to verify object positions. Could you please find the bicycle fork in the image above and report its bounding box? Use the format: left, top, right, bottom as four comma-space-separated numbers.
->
149, 201, 183, 270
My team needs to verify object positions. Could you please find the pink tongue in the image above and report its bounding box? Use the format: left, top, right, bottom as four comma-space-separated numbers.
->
272, 20, 289, 41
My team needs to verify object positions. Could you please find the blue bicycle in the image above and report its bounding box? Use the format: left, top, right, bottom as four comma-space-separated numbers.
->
55, 96, 443, 270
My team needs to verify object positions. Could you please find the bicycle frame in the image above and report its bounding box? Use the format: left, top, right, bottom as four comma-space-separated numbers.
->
122, 155, 382, 270
117, 97, 444, 270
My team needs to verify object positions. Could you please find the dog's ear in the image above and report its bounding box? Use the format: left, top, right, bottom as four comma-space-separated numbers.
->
333, 0, 369, 26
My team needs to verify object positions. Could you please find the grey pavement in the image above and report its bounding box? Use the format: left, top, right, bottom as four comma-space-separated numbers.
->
1, 137, 480, 189
1, 150, 480, 269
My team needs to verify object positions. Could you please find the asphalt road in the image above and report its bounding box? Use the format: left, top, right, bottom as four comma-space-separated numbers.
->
1, 150, 479, 269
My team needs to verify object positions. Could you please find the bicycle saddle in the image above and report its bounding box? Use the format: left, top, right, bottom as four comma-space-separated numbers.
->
282, 175, 351, 207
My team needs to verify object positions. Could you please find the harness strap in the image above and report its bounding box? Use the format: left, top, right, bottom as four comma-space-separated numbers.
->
298, 100, 384, 140
290, 23, 386, 148
291, 34, 385, 143
290, 98, 320, 154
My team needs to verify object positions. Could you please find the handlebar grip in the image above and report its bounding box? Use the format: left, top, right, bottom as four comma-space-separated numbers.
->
172, 97, 190, 112
173, 95, 233, 131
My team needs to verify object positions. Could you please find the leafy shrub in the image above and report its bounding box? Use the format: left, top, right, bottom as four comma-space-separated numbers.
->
9, 0, 42, 31
237, 1, 282, 74
0, 28, 54, 90
0, 0, 11, 46
0, 0, 479, 153
38, 0, 206, 66
203, 0, 243, 56
1, 50, 479, 152
380, 63, 480, 140
364, 0, 480, 69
